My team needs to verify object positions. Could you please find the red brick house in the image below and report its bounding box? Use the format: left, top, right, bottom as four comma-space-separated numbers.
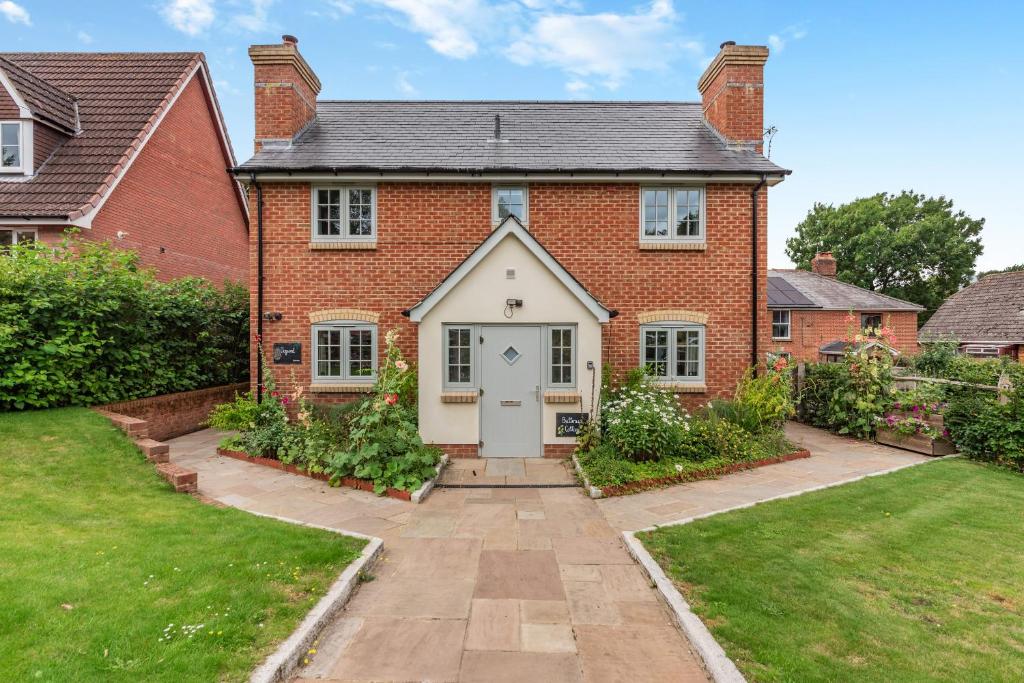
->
768, 253, 923, 363
0, 52, 248, 283
233, 37, 789, 458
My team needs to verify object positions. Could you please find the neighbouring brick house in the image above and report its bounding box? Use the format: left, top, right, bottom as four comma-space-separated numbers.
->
919, 271, 1024, 362
0, 52, 248, 283
768, 253, 923, 363
234, 37, 789, 458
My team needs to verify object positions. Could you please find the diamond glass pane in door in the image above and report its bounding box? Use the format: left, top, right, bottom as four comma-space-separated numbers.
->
676, 330, 700, 378
501, 345, 521, 365
644, 330, 669, 376
348, 329, 373, 377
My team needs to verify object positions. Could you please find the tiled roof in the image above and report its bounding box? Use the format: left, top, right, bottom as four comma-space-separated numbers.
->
0, 52, 202, 219
767, 269, 924, 312
919, 271, 1024, 343
237, 100, 790, 175
0, 56, 77, 133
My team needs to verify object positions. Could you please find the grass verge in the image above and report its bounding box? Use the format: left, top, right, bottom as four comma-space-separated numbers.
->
0, 408, 366, 682
640, 459, 1024, 682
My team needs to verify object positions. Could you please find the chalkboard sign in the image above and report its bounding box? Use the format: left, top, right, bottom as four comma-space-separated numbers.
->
555, 412, 588, 437
272, 342, 302, 364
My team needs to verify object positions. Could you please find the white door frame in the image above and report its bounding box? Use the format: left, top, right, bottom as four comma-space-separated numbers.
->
478, 323, 544, 458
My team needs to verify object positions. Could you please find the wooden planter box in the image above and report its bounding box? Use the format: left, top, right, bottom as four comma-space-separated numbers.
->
876, 428, 957, 456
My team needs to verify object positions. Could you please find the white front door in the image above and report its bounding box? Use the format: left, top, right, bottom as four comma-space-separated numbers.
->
480, 325, 542, 457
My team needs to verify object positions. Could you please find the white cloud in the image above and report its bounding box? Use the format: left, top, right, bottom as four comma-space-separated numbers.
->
396, 71, 419, 95
366, 0, 498, 59
160, 0, 215, 36
232, 0, 275, 32
77, 30, 94, 44
327, 0, 354, 13
508, 0, 700, 90
0, 1, 31, 26
215, 78, 242, 96
565, 79, 591, 94
767, 24, 808, 53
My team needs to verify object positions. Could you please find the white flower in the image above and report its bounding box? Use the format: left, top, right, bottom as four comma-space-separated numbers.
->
675, 464, 684, 472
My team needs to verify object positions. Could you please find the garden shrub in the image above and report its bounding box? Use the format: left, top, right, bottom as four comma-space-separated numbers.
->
600, 379, 689, 461
707, 364, 795, 435
801, 344, 894, 439
945, 388, 1024, 471
214, 331, 440, 494
909, 341, 1024, 387
0, 235, 248, 409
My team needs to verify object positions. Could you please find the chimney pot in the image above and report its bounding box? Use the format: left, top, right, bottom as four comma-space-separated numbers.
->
282, 34, 298, 45
811, 252, 838, 278
720, 40, 736, 48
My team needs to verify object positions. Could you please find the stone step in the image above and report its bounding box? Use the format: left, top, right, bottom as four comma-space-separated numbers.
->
156, 463, 198, 493
98, 410, 150, 439
136, 438, 170, 463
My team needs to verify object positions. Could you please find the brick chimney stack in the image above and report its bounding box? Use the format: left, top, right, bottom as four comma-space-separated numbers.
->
697, 41, 769, 152
811, 252, 838, 278
248, 35, 321, 151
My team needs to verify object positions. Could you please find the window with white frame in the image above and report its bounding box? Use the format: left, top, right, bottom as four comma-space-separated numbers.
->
641, 323, 705, 383
861, 313, 883, 336
444, 325, 474, 388
772, 310, 791, 339
0, 228, 36, 247
312, 321, 377, 382
1, 122, 22, 171
312, 187, 376, 241
640, 187, 704, 242
548, 326, 574, 387
493, 186, 527, 224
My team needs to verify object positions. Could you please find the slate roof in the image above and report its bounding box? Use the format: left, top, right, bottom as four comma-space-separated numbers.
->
236, 101, 790, 175
919, 271, 1024, 343
0, 56, 78, 133
767, 269, 924, 312
0, 52, 204, 219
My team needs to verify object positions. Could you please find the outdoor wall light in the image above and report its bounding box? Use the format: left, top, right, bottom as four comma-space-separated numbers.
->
263, 312, 283, 321
503, 298, 523, 319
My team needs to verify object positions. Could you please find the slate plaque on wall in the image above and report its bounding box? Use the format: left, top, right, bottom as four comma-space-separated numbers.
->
555, 412, 589, 437
272, 342, 301, 364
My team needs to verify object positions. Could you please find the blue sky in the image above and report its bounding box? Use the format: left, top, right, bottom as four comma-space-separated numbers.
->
3, 0, 1022, 271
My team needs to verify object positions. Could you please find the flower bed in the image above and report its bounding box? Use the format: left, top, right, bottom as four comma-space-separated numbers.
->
216, 447, 418, 501
576, 448, 811, 497
573, 364, 798, 497
208, 330, 442, 496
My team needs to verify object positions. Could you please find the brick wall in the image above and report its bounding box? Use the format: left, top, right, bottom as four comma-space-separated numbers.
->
769, 309, 919, 362
250, 181, 769, 410
100, 382, 248, 441
88, 76, 248, 284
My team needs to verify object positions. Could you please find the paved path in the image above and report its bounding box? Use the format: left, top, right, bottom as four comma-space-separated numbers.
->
167, 423, 929, 682
596, 421, 930, 531
168, 431, 707, 683
438, 457, 577, 486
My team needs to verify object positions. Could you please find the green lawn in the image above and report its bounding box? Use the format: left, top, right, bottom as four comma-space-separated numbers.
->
0, 408, 366, 682
640, 459, 1024, 682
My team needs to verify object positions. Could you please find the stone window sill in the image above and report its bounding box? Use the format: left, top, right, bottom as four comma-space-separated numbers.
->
639, 242, 706, 251
309, 241, 377, 251
658, 382, 707, 393
441, 391, 478, 403
544, 391, 581, 404
310, 383, 374, 393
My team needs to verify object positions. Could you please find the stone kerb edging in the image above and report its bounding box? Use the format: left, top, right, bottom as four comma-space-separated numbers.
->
622, 454, 960, 682
571, 453, 604, 498
245, 512, 383, 683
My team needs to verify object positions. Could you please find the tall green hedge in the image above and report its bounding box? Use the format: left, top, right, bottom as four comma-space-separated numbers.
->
0, 236, 249, 409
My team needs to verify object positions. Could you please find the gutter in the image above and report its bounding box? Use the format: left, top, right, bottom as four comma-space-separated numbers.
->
751, 174, 768, 370
251, 173, 265, 404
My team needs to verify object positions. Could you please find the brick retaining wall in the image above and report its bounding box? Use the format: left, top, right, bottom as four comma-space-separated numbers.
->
100, 383, 248, 441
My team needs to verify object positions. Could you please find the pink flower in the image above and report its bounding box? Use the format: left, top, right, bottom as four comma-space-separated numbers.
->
384, 393, 399, 406
395, 360, 408, 371
281, 395, 290, 405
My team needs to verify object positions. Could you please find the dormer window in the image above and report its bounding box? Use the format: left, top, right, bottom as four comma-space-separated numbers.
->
1, 122, 22, 172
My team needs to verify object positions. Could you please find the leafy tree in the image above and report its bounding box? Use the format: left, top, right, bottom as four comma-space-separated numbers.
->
977, 263, 1024, 279
785, 191, 984, 325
